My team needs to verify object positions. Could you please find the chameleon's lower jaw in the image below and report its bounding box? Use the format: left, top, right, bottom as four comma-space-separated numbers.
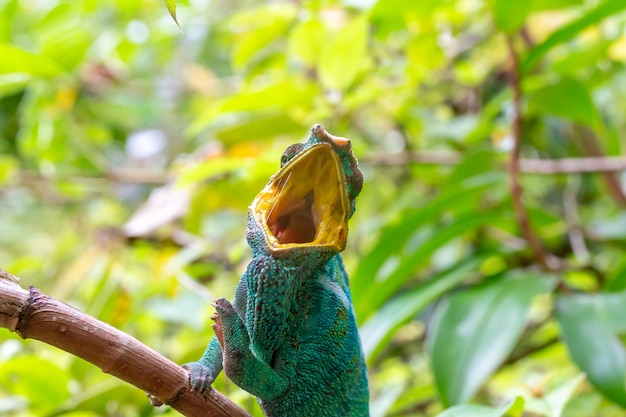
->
251, 143, 350, 256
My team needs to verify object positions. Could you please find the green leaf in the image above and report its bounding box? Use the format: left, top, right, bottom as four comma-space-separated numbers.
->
352, 173, 504, 307
162, 0, 180, 28
355, 210, 511, 321
528, 78, 597, 125
0, 355, 70, 411
436, 396, 525, 417
360, 255, 488, 362
0, 44, 62, 77
229, 5, 296, 70
288, 19, 325, 66
0, 73, 30, 97
318, 16, 370, 91
427, 272, 556, 406
489, 0, 531, 34
213, 112, 304, 145
557, 291, 626, 407
369, 0, 440, 38
530, 0, 583, 12
0, 154, 19, 184
219, 79, 318, 113
522, 0, 626, 72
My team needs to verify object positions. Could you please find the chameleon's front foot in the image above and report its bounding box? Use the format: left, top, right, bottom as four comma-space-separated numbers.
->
182, 361, 216, 394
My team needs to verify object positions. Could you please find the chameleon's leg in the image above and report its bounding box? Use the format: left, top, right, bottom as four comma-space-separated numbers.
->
183, 274, 250, 394
182, 335, 223, 393
213, 298, 289, 400
243, 258, 300, 364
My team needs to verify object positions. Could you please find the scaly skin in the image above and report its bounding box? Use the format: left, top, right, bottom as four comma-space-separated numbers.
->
183, 125, 369, 416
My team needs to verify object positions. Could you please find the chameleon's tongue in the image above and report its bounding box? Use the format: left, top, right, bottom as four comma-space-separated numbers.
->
251, 143, 349, 255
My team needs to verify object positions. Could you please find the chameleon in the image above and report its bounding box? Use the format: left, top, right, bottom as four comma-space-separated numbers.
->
183, 124, 370, 416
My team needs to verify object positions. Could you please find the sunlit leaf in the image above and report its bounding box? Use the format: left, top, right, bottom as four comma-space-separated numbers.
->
369, 0, 440, 38
219, 79, 318, 113
0, 73, 30, 97
214, 112, 304, 145
0, 44, 62, 77
318, 16, 370, 91
229, 4, 297, 70
489, 0, 531, 34
162, 0, 180, 28
530, 0, 583, 11
39, 22, 92, 71
557, 291, 626, 407
427, 272, 556, 405
0, 155, 18, 184
288, 19, 325, 66
522, 0, 626, 72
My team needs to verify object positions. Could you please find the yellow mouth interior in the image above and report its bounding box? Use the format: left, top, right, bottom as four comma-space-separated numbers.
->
251, 143, 349, 254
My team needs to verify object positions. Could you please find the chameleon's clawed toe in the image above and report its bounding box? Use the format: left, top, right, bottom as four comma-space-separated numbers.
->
211, 298, 232, 349
182, 361, 215, 394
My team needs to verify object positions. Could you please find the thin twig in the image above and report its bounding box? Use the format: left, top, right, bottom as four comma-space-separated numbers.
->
506, 36, 557, 271
364, 152, 626, 174
518, 155, 626, 174
503, 337, 560, 367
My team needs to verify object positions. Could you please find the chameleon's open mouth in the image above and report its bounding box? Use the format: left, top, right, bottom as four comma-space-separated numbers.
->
251, 143, 349, 255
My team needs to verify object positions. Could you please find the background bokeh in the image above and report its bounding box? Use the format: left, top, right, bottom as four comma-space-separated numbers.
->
1, 0, 626, 416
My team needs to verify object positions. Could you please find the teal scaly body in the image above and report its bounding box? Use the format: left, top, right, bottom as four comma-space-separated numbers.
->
184, 125, 369, 416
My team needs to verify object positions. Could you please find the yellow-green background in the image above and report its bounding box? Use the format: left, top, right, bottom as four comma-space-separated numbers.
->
1, 0, 626, 416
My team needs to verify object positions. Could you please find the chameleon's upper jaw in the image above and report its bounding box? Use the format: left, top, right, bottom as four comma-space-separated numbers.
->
251, 143, 349, 256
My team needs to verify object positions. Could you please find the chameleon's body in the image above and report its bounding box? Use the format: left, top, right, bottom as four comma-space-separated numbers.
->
184, 125, 369, 416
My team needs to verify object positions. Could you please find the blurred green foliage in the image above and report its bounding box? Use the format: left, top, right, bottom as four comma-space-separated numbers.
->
1, 0, 626, 416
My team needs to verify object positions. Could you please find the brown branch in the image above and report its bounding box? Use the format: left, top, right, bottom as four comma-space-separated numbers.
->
0, 268, 251, 417
364, 152, 626, 174
16, 168, 171, 185
363, 151, 462, 166
506, 37, 557, 271
518, 155, 626, 174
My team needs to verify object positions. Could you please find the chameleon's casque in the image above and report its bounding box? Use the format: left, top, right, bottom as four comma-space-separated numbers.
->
184, 125, 370, 417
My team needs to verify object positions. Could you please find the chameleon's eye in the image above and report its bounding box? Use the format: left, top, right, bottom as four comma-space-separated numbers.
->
280, 143, 305, 167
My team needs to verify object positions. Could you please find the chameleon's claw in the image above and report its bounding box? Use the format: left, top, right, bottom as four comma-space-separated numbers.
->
211, 298, 234, 350
211, 316, 225, 351
182, 361, 215, 394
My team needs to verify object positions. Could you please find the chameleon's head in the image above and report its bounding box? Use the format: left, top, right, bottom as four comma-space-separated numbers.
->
249, 124, 363, 258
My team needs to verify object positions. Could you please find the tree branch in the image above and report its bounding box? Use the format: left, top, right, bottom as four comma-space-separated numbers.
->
364, 152, 626, 174
0, 268, 251, 417
506, 37, 558, 271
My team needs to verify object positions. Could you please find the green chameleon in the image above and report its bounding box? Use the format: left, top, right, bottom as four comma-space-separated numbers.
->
184, 124, 370, 416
